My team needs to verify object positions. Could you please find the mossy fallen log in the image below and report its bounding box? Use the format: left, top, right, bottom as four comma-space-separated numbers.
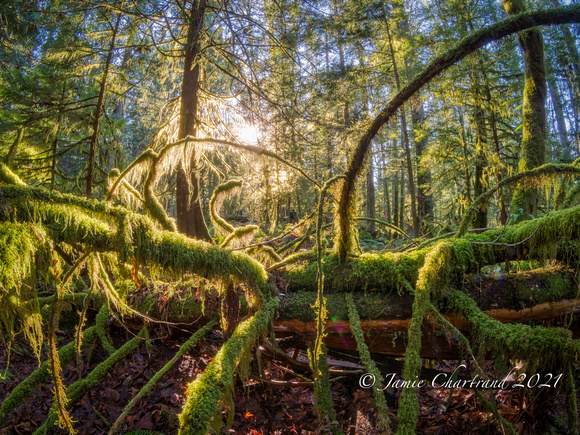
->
284, 202, 580, 294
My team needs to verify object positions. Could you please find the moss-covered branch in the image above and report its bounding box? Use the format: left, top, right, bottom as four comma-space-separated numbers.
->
445, 289, 580, 367
457, 164, 580, 237
35, 327, 148, 434
110, 319, 217, 434
178, 297, 279, 434
0, 185, 271, 307
286, 202, 580, 294
345, 293, 391, 433
336, 5, 580, 261
209, 180, 242, 236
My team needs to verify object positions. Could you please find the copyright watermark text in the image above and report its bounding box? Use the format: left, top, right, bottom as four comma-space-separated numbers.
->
359, 364, 563, 390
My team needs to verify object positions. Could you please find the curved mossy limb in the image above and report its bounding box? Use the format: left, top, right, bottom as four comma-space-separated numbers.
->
34, 327, 148, 434
244, 245, 281, 266
0, 325, 99, 426
144, 185, 176, 232
219, 225, 258, 249
106, 150, 158, 201
0, 162, 27, 187
357, 217, 412, 241
267, 249, 318, 272
110, 319, 217, 434
456, 164, 580, 237
178, 297, 279, 435
335, 6, 580, 261
143, 156, 176, 232
345, 293, 391, 433
209, 180, 242, 237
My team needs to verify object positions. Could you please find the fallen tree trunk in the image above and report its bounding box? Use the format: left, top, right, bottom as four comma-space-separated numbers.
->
86, 266, 577, 358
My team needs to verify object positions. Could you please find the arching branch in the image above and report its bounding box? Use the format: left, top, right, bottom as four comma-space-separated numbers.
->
336, 4, 580, 261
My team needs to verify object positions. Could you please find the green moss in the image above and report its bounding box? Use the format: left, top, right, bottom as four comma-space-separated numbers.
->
220, 225, 258, 249
178, 298, 278, 434
0, 222, 50, 362
110, 319, 217, 434
283, 250, 426, 294
446, 290, 580, 364
562, 181, 580, 209
209, 180, 242, 237
345, 293, 391, 433
0, 325, 99, 426
0, 185, 273, 308
0, 163, 27, 187
396, 242, 454, 435
457, 164, 580, 236
36, 327, 148, 434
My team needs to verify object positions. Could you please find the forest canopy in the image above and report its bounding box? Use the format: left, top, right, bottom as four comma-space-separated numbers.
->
1, 0, 580, 433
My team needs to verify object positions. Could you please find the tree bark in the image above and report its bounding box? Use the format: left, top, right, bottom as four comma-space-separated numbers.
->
471, 72, 489, 229
175, 0, 212, 241
385, 21, 419, 238
502, 0, 547, 222
86, 12, 122, 197
547, 62, 572, 161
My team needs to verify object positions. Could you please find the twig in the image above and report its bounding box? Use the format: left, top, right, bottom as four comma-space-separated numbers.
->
470, 225, 540, 247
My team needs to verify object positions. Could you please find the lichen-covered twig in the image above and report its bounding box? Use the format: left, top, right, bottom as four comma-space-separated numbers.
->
34, 327, 148, 434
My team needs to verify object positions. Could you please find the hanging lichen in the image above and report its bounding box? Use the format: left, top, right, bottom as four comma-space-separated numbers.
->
0, 222, 50, 365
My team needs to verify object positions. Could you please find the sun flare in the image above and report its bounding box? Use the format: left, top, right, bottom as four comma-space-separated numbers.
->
237, 125, 259, 144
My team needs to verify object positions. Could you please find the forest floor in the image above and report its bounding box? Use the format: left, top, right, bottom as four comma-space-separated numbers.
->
0, 318, 574, 434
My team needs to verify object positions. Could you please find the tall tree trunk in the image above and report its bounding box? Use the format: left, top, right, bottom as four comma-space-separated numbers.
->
399, 167, 406, 230
392, 169, 399, 231
175, 0, 212, 241
366, 160, 376, 235
458, 107, 472, 205
548, 1, 580, 155
51, 85, 67, 191
410, 100, 433, 234
385, 22, 419, 237
380, 140, 392, 225
398, 0, 432, 235
5, 126, 24, 168
471, 72, 489, 229
481, 67, 507, 225
547, 59, 572, 161
502, 0, 547, 222
358, 43, 376, 235
86, 12, 122, 197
